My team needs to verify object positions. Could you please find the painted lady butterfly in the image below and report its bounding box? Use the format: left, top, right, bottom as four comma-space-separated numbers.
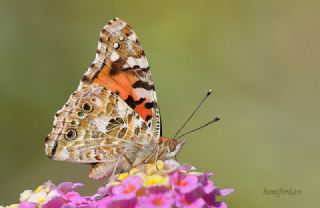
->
45, 18, 185, 180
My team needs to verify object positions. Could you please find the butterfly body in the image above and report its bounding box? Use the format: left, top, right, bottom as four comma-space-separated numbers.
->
45, 18, 184, 180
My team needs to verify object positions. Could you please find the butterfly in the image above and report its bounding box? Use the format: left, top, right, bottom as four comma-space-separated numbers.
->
45, 18, 185, 180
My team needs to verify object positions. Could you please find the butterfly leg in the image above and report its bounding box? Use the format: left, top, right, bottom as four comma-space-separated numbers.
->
155, 147, 166, 162
122, 153, 133, 169
144, 145, 160, 164
153, 147, 167, 171
108, 155, 125, 182
143, 145, 165, 172
154, 146, 161, 171
108, 148, 133, 181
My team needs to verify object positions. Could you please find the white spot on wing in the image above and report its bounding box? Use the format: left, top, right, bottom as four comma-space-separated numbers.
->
92, 117, 109, 132
92, 86, 103, 94
134, 88, 154, 99
153, 91, 157, 102
129, 33, 137, 42
116, 100, 129, 118
110, 22, 126, 32
59, 147, 71, 158
110, 51, 120, 62
123, 56, 149, 69
113, 42, 120, 49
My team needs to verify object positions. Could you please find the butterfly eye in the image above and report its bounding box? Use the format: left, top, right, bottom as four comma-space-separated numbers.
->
168, 140, 177, 152
81, 102, 93, 113
65, 129, 77, 140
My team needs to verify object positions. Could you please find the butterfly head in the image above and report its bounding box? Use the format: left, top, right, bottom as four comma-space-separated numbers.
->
158, 137, 186, 159
45, 85, 111, 163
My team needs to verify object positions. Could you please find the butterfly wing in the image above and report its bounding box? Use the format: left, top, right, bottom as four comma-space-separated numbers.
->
45, 83, 155, 179
45, 18, 161, 178
45, 83, 153, 164
80, 17, 161, 139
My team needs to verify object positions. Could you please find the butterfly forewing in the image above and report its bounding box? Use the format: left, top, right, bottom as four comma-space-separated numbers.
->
80, 17, 161, 138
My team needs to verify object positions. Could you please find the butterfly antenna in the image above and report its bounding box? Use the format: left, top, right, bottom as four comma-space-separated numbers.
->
173, 89, 213, 139
176, 117, 220, 139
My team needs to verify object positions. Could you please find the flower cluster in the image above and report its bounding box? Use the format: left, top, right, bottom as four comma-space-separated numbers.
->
1, 160, 233, 208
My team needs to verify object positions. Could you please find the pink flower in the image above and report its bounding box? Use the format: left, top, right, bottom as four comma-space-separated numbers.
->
170, 171, 200, 193
147, 185, 169, 194
18, 202, 37, 208
41, 196, 64, 208
138, 193, 174, 208
64, 191, 97, 208
211, 201, 229, 208
175, 194, 206, 208
8, 160, 233, 208
214, 188, 234, 196
57, 182, 83, 193
97, 196, 112, 208
107, 198, 137, 208
111, 176, 142, 199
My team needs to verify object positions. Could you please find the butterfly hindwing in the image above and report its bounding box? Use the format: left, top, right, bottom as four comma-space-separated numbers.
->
45, 83, 154, 164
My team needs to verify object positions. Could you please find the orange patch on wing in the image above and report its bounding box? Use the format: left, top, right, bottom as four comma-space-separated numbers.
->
135, 102, 152, 121
112, 73, 133, 94
93, 73, 129, 99
93, 66, 152, 122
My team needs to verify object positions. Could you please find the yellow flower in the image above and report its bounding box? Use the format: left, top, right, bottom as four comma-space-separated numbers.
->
129, 168, 138, 175
29, 192, 47, 203
145, 160, 164, 175
117, 167, 139, 181
112, 181, 121, 186
117, 172, 129, 181
34, 185, 43, 193
19, 190, 33, 202
36, 197, 46, 203
143, 175, 168, 187
5, 204, 19, 208
19, 184, 53, 204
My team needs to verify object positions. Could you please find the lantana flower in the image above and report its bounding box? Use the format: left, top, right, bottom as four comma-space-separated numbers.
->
1, 160, 233, 208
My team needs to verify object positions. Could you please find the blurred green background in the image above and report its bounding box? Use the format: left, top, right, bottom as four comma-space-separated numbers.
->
0, 0, 319, 207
